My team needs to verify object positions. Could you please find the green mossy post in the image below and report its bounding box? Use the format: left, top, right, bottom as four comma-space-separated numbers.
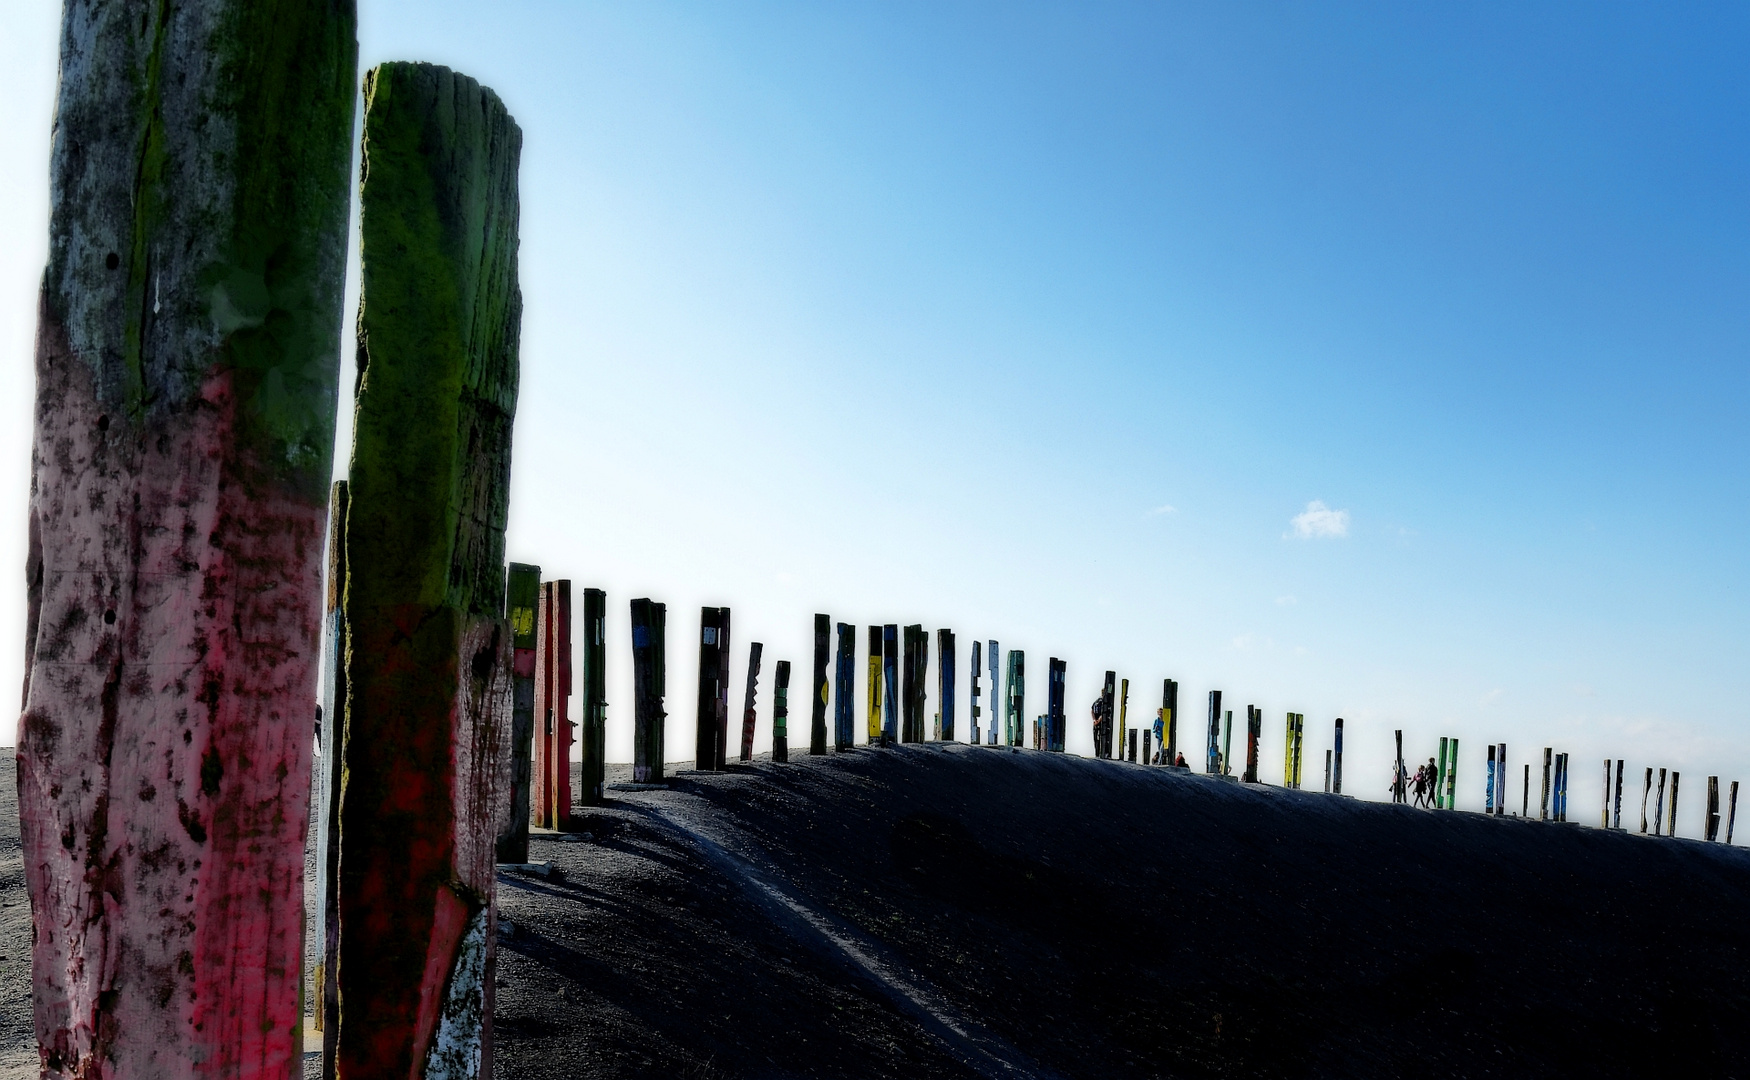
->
19, 2, 356, 1075
340, 62, 522, 1080
497, 563, 540, 864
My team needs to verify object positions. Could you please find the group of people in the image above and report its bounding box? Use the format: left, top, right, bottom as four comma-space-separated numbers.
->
1394, 757, 1444, 807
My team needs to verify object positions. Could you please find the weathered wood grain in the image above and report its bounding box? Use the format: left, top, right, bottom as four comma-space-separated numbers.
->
339, 61, 521, 1080
18, 2, 356, 1075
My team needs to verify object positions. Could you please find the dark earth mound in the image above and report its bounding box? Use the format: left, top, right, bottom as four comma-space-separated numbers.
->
494, 746, 1750, 1079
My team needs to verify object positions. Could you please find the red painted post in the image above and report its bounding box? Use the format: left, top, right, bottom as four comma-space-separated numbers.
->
17, 2, 356, 1074
338, 62, 522, 1080
539, 581, 574, 830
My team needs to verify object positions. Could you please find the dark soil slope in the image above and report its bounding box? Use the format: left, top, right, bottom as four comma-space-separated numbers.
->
496, 746, 1750, 1080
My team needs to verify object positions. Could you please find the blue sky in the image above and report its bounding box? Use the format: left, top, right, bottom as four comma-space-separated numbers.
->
2, 2, 1745, 827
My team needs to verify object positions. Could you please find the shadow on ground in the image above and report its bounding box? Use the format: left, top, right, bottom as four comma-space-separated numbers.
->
490, 747, 1750, 1079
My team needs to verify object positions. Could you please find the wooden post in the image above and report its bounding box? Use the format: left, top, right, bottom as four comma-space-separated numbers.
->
337, 61, 522, 1080
18, 2, 356, 1072
773, 660, 791, 762
1487, 745, 1499, 815
535, 582, 574, 829
1600, 759, 1610, 828
1668, 771, 1680, 836
938, 629, 956, 742
883, 625, 900, 744
1205, 691, 1222, 775
630, 598, 666, 783
1097, 672, 1116, 759
1161, 680, 1179, 765
1006, 650, 1025, 748
495, 563, 540, 863
1641, 767, 1653, 833
1222, 710, 1234, 778
1446, 739, 1459, 813
1142, 729, 1152, 765
1728, 781, 1740, 844
988, 641, 1001, 744
970, 639, 983, 744
810, 615, 829, 755
1706, 776, 1720, 841
714, 611, 733, 769
696, 608, 727, 770
1333, 717, 1345, 794
1293, 714, 1306, 789
1047, 658, 1067, 752
1324, 750, 1332, 793
1243, 705, 1260, 783
1437, 737, 1450, 809
1394, 730, 1406, 803
1523, 764, 1530, 817
1541, 749, 1553, 821
315, 484, 351, 1072
1498, 743, 1508, 816
739, 643, 763, 762
902, 625, 927, 743
866, 625, 884, 746
1128, 729, 1139, 762
1654, 768, 1666, 834
1118, 678, 1131, 760
579, 588, 606, 806
834, 622, 855, 750
1284, 710, 1297, 786
1613, 759, 1624, 829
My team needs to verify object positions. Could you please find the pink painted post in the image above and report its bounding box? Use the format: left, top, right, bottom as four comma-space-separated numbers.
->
534, 580, 573, 831
16, 2, 356, 1076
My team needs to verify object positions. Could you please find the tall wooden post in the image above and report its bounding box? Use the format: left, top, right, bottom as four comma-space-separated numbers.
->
630, 598, 667, 783
1142, 729, 1152, 765
494, 563, 539, 863
1437, 737, 1450, 809
938, 629, 957, 741
882, 625, 900, 744
1728, 782, 1739, 844
1542, 749, 1553, 821
1706, 777, 1720, 841
1394, 730, 1406, 803
1612, 758, 1624, 829
579, 588, 606, 806
1447, 739, 1460, 812
1487, 745, 1498, 815
970, 639, 983, 744
773, 661, 791, 762
1097, 672, 1116, 759
834, 622, 855, 750
18, 2, 356, 1073
534, 582, 574, 829
902, 625, 927, 743
1047, 659, 1067, 752
1161, 680, 1179, 765
1523, 764, 1531, 817
866, 625, 884, 746
1005, 650, 1025, 748
714, 611, 733, 769
1600, 759, 1610, 828
696, 607, 728, 770
1243, 705, 1260, 783
740, 643, 764, 762
1641, 767, 1653, 833
315, 484, 350, 1073
988, 641, 1001, 744
1206, 692, 1223, 775
1653, 769, 1666, 834
1668, 771, 1680, 836
1324, 750, 1332, 793
338, 61, 522, 1080
1223, 711, 1235, 777
1333, 717, 1345, 794
1118, 678, 1131, 758
1498, 743, 1508, 816
810, 615, 830, 755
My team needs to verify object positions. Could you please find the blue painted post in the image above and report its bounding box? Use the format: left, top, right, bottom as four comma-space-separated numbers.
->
1333, 717, 1345, 794
882, 624, 899, 745
1487, 745, 1497, 815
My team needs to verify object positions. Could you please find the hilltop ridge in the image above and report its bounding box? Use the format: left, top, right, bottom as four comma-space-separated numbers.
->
491, 746, 1750, 1079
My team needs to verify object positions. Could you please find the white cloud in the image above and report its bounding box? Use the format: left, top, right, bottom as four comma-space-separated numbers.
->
1290, 500, 1350, 539
1145, 504, 1177, 517
1275, 594, 1297, 606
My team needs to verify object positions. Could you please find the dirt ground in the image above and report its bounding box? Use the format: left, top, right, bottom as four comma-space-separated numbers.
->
5, 747, 1750, 1078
